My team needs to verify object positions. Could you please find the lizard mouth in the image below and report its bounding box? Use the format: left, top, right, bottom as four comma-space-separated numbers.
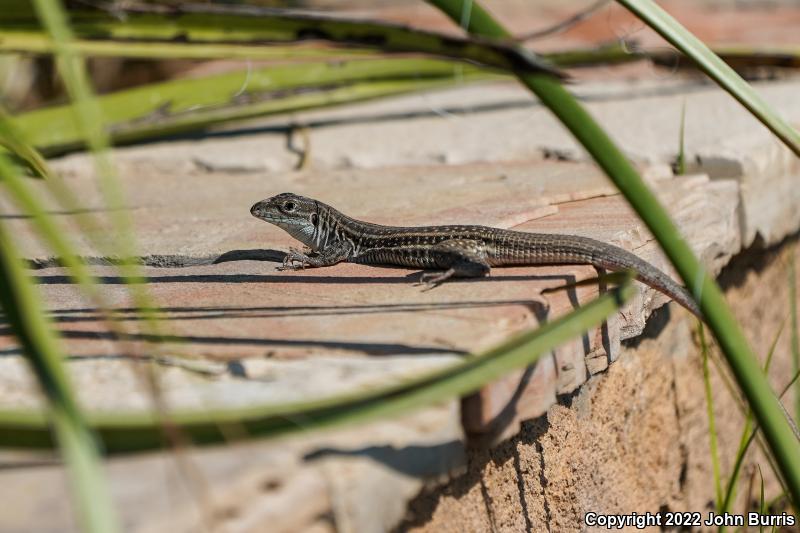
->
255, 213, 282, 225
250, 205, 294, 228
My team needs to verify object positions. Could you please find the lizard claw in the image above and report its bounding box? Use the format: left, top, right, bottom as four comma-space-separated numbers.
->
279, 250, 311, 271
419, 282, 438, 292
414, 279, 437, 292
277, 264, 305, 271
415, 270, 455, 291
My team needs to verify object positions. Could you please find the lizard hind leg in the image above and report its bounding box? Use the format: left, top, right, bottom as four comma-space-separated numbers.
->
419, 239, 491, 288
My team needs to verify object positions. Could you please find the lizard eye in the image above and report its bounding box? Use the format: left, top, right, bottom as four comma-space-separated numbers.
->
283, 201, 296, 212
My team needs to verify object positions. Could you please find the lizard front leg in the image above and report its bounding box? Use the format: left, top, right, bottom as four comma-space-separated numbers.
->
419, 239, 491, 288
278, 240, 352, 271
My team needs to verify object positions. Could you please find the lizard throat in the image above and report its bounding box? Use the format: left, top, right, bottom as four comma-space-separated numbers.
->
281, 222, 316, 247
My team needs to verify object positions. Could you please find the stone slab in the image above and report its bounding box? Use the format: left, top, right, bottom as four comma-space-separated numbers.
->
1, 168, 739, 432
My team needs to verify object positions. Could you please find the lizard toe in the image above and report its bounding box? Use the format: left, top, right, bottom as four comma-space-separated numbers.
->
277, 264, 304, 271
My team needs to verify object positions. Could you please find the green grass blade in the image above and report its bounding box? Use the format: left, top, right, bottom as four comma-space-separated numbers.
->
759, 464, 766, 533
31, 0, 182, 367
31, 0, 132, 257
6, 28, 797, 76
0, 147, 180, 369
0, 105, 128, 310
615, 0, 800, 157
13, 58, 491, 155
0, 32, 376, 59
719, 319, 787, 525
764, 319, 787, 374
0, 154, 147, 356
427, 0, 800, 507
0, 106, 52, 178
649, 45, 800, 74
0, 221, 118, 533
781, 371, 800, 409
0, 155, 101, 299
0, 283, 635, 452
0, 1, 559, 77
676, 100, 686, 175
791, 252, 800, 426
700, 323, 723, 510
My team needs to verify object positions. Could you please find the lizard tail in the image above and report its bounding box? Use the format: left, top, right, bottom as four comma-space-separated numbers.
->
591, 247, 702, 319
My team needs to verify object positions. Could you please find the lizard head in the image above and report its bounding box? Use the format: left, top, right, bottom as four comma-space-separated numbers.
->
250, 192, 320, 247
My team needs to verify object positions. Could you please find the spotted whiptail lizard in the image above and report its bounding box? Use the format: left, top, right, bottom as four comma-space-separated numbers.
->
251, 192, 701, 318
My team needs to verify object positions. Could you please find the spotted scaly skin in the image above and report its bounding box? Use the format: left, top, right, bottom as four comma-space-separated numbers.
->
251, 192, 701, 317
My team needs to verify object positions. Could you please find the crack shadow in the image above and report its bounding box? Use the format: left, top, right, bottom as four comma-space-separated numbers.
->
0, 328, 464, 358
303, 440, 466, 478
41, 299, 545, 324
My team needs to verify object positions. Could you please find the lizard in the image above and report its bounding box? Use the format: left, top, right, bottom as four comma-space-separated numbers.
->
250, 192, 701, 318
